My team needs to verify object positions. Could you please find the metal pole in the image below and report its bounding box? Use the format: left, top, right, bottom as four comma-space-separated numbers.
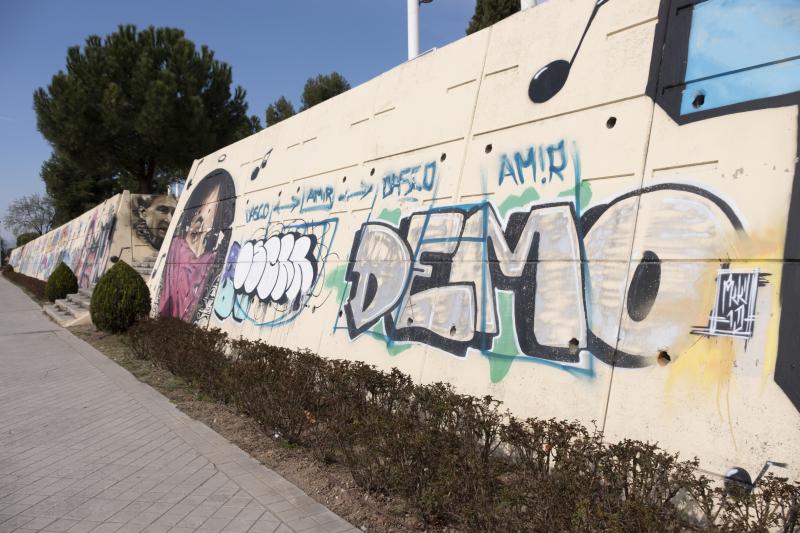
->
407, 0, 419, 60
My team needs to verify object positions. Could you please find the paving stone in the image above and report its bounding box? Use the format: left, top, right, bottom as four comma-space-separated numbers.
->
0, 278, 354, 533
43, 518, 80, 532
66, 521, 104, 533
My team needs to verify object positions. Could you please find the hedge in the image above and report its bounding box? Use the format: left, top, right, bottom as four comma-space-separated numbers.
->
127, 318, 800, 531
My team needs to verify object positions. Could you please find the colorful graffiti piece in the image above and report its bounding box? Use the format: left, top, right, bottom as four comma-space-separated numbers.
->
212, 218, 337, 327
344, 185, 744, 367
8, 192, 174, 289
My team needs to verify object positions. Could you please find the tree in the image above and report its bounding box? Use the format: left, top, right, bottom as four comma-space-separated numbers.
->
41, 152, 121, 224
16, 233, 39, 247
265, 96, 296, 127
34, 25, 260, 195
241, 115, 263, 137
300, 72, 350, 111
3, 194, 55, 237
466, 0, 520, 34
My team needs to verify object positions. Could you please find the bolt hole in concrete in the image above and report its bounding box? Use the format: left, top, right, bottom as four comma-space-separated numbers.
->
485, 144, 493, 154
342, 176, 347, 183
370, 167, 375, 176
296, 186, 300, 193
692, 92, 706, 109
657, 350, 671, 366
278, 190, 282, 197
441, 153, 447, 162
450, 325, 457, 336
568, 338, 579, 355
338, 310, 343, 317
606, 116, 617, 129
217, 154, 226, 162
407, 317, 414, 325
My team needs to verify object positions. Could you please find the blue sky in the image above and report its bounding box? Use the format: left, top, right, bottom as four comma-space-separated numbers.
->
0, 0, 475, 242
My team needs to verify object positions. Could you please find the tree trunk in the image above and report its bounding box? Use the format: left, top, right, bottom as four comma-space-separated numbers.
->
138, 159, 156, 194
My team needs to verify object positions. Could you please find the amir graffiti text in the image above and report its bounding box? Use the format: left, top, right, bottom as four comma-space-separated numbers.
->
498, 140, 578, 187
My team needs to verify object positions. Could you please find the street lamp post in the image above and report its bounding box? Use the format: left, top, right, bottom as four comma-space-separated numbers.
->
407, 0, 432, 60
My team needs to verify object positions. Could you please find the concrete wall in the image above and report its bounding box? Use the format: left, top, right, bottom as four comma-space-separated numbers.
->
149, 0, 800, 480
10, 192, 176, 287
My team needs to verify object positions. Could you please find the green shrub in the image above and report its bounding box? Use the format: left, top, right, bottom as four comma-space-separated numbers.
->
125, 317, 800, 532
16, 232, 38, 247
45, 262, 78, 302
91, 260, 151, 332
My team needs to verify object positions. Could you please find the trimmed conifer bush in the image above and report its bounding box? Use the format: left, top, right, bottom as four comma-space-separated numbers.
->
91, 260, 151, 332
45, 262, 78, 302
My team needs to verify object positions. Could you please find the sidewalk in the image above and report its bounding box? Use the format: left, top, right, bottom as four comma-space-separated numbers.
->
0, 277, 356, 533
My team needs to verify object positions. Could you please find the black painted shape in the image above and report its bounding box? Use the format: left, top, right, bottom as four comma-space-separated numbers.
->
627, 251, 661, 322
775, 115, 800, 413
529, 60, 571, 103
364, 273, 378, 312
724, 467, 753, 494
250, 167, 259, 180
528, 0, 610, 104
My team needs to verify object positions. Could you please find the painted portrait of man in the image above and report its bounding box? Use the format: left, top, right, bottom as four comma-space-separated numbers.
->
133, 195, 177, 250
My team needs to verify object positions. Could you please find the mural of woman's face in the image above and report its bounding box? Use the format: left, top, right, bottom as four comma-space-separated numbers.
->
186, 185, 221, 258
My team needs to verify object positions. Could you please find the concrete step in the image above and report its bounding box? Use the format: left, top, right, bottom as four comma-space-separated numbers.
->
78, 287, 94, 298
43, 303, 74, 327
55, 298, 87, 318
45, 294, 92, 327
67, 293, 91, 309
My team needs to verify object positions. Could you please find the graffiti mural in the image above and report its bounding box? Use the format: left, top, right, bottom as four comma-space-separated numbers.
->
157, 170, 235, 323
344, 184, 745, 367
652, 0, 800, 124
212, 218, 337, 327
9, 196, 119, 288
132, 195, 176, 250
7, 192, 175, 288
144, 0, 800, 477
72, 207, 117, 288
